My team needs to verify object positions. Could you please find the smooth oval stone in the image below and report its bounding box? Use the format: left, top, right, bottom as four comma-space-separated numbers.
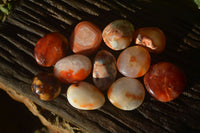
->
93, 50, 117, 91
102, 19, 135, 51
34, 32, 68, 67
133, 27, 166, 53
144, 62, 186, 102
67, 82, 105, 110
31, 73, 61, 101
70, 21, 102, 55
107, 77, 145, 110
54, 54, 92, 83
117, 46, 151, 78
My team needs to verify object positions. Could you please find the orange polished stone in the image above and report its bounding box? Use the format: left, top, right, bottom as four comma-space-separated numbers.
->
34, 32, 68, 67
133, 27, 166, 53
144, 62, 186, 102
102, 20, 135, 51
117, 46, 151, 78
70, 21, 102, 55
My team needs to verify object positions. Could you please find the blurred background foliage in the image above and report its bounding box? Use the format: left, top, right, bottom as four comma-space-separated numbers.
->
0, 0, 17, 22
194, 0, 200, 9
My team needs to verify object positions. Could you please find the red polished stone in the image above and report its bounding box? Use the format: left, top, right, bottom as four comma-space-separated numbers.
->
144, 62, 186, 102
70, 21, 102, 55
34, 32, 68, 67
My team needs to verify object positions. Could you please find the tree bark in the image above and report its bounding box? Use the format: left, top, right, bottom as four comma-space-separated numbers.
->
0, 0, 200, 133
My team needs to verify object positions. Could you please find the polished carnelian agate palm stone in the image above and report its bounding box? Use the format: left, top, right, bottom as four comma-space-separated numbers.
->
34, 32, 68, 67
144, 62, 186, 102
70, 21, 102, 55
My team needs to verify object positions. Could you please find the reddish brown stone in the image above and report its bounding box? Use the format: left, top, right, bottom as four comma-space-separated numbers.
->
133, 27, 166, 53
31, 73, 61, 101
92, 50, 117, 91
144, 62, 186, 102
34, 32, 68, 67
70, 21, 102, 55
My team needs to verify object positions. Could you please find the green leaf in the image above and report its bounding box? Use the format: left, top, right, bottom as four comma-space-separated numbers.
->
0, 6, 9, 15
0, 0, 16, 22
194, 0, 200, 9
8, 3, 12, 10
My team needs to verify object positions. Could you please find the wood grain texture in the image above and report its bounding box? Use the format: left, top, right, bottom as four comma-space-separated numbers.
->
0, 0, 200, 133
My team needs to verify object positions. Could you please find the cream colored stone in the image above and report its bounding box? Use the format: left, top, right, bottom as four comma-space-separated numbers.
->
117, 46, 150, 78
67, 82, 105, 110
107, 77, 145, 110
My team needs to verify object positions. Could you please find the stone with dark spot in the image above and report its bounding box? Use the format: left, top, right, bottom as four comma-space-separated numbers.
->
31, 72, 61, 101
93, 50, 117, 91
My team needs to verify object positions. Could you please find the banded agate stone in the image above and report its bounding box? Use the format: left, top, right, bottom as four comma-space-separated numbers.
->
102, 20, 134, 51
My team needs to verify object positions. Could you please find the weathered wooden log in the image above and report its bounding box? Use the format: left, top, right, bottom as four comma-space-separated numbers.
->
0, 0, 200, 133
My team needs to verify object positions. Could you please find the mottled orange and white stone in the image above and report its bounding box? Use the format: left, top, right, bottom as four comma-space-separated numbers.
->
107, 77, 145, 110
67, 82, 105, 110
54, 54, 92, 83
102, 20, 135, 51
117, 46, 151, 78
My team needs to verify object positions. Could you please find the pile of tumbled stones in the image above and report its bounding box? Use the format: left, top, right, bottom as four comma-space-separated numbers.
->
32, 20, 186, 111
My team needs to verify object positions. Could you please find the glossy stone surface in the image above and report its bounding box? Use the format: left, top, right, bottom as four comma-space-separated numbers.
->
93, 50, 117, 91
70, 21, 102, 55
133, 27, 166, 53
67, 82, 105, 110
144, 62, 186, 102
107, 77, 145, 110
102, 19, 135, 51
54, 54, 92, 83
34, 32, 68, 67
31, 73, 61, 101
117, 46, 151, 78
